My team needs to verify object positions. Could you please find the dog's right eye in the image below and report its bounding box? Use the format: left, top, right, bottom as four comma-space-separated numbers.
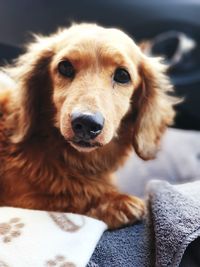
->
58, 60, 75, 78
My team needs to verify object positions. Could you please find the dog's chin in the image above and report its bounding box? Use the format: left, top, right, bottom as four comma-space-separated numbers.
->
68, 140, 102, 153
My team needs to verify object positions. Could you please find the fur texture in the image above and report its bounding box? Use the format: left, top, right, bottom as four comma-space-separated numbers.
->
0, 24, 177, 229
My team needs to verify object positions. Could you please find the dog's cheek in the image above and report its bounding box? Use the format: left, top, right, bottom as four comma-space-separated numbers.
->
52, 89, 67, 128
59, 106, 74, 140
96, 118, 115, 145
114, 94, 131, 127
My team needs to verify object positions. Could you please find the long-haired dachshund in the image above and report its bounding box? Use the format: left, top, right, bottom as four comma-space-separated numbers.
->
0, 24, 177, 229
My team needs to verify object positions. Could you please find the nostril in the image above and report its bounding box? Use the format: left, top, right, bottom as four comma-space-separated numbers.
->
74, 123, 83, 131
90, 124, 102, 133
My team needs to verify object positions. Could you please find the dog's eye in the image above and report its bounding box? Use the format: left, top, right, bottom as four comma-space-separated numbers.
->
58, 60, 75, 78
113, 68, 131, 84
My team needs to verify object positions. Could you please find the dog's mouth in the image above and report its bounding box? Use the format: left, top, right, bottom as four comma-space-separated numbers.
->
73, 140, 101, 148
67, 139, 103, 152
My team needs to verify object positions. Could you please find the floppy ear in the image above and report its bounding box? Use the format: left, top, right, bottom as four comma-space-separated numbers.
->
132, 56, 179, 160
8, 36, 55, 143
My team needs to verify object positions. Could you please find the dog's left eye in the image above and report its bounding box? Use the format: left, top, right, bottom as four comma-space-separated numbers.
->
113, 68, 131, 83
113, 68, 131, 84
58, 60, 75, 78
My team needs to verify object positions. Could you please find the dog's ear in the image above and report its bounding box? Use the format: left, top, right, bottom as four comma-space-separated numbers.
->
132, 56, 178, 160
8, 36, 55, 143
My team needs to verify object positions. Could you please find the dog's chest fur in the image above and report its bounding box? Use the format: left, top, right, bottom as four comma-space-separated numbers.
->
0, 100, 132, 213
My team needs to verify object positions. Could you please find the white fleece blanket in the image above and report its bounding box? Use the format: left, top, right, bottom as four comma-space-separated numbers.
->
0, 207, 107, 267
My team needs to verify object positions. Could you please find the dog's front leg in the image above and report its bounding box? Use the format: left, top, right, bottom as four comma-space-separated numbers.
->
87, 191, 146, 229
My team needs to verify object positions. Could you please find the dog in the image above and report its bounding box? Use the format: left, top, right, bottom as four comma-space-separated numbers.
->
0, 23, 177, 229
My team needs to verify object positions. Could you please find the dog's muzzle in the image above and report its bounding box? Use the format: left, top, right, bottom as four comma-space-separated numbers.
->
71, 111, 104, 145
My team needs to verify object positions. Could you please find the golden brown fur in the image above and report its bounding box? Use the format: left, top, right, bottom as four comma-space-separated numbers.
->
0, 24, 177, 229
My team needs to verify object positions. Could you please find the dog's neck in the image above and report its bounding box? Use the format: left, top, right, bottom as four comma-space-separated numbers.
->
2, 93, 134, 181
18, 123, 133, 176
0, 107, 133, 210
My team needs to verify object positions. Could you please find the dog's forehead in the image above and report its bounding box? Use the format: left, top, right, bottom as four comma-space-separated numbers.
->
56, 25, 141, 64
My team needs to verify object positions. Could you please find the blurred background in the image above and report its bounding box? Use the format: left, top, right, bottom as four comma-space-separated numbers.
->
0, 0, 200, 196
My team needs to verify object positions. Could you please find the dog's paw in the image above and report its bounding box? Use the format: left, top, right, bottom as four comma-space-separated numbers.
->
105, 194, 146, 229
89, 193, 146, 229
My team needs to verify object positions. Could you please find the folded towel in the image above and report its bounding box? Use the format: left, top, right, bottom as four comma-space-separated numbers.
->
0, 208, 107, 267
88, 180, 200, 267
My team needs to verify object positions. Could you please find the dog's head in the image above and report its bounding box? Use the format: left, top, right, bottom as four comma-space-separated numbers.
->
10, 24, 177, 159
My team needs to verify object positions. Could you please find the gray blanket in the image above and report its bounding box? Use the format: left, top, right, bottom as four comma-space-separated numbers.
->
87, 180, 200, 267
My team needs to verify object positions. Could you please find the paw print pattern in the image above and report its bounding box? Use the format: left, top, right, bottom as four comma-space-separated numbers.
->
45, 255, 76, 267
0, 217, 25, 243
49, 212, 85, 233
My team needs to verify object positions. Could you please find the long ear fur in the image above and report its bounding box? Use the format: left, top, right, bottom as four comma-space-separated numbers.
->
132, 56, 179, 160
6, 36, 55, 143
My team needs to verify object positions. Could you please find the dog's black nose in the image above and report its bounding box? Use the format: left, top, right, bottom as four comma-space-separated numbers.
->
71, 112, 104, 140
